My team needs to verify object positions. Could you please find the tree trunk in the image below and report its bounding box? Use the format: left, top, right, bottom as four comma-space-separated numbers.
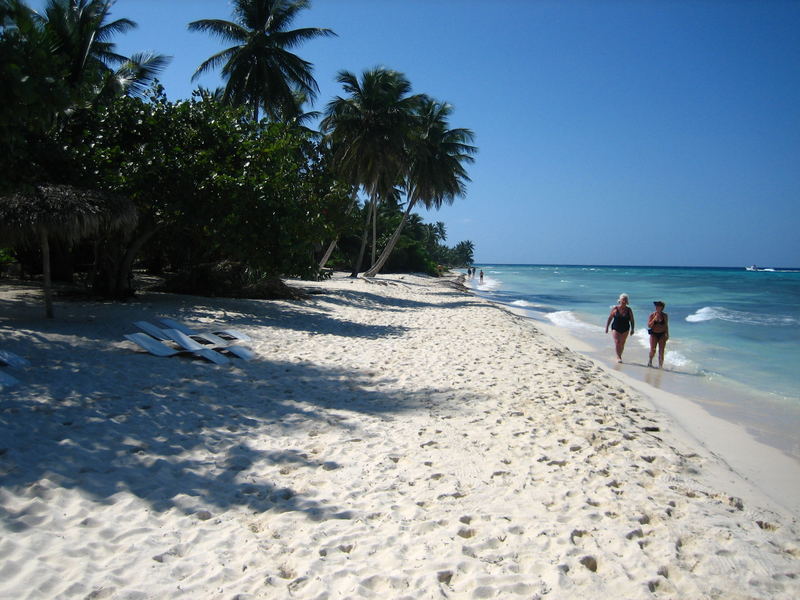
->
350, 198, 374, 278
92, 226, 159, 298
318, 239, 337, 269
371, 199, 377, 266
364, 199, 417, 278
115, 227, 158, 298
319, 190, 358, 270
40, 228, 54, 318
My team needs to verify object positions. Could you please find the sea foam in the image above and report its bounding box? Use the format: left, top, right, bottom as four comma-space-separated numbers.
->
547, 310, 604, 332
686, 306, 798, 326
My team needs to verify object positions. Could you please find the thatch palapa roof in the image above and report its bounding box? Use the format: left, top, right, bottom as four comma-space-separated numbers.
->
0, 183, 138, 245
0, 183, 139, 318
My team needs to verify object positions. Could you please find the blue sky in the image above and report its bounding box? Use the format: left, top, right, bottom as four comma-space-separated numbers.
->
29, 0, 800, 267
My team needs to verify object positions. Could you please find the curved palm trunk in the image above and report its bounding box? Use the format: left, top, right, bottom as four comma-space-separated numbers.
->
350, 198, 375, 277
364, 198, 417, 278
318, 239, 338, 269
319, 189, 359, 269
371, 200, 377, 266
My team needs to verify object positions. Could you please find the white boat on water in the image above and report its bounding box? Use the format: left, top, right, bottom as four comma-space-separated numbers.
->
746, 265, 775, 272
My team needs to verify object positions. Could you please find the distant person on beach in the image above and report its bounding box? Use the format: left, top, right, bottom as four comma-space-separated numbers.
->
647, 301, 669, 368
479, 270, 484, 283
605, 293, 635, 362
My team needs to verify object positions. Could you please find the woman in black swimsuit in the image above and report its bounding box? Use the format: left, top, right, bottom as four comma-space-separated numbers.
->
605, 294, 635, 363
647, 301, 669, 368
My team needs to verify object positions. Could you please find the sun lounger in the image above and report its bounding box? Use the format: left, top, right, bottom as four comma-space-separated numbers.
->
125, 332, 180, 357
158, 317, 251, 342
133, 320, 171, 341
159, 329, 240, 365
182, 331, 255, 361
0, 349, 30, 368
134, 321, 253, 361
124, 332, 230, 365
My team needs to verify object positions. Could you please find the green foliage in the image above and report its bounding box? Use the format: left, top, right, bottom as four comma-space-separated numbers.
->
0, 0, 169, 191
60, 92, 352, 284
0, 1, 70, 189
355, 205, 473, 275
321, 68, 477, 276
1, 2, 474, 295
0, 247, 15, 267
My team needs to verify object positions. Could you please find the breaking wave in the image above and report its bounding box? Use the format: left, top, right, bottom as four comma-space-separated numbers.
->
686, 306, 798, 327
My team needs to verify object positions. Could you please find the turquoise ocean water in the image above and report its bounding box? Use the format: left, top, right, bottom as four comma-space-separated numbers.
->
466, 265, 800, 459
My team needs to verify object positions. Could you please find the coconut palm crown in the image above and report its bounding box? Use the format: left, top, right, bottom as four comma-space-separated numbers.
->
406, 98, 476, 212
321, 67, 424, 275
189, 0, 335, 122
363, 97, 476, 277
34, 0, 169, 102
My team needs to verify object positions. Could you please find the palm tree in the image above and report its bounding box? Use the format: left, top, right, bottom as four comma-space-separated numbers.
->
1, 0, 167, 176
321, 67, 421, 276
1, 1, 69, 153
452, 240, 475, 266
35, 0, 168, 104
363, 98, 476, 277
188, 0, 335, 122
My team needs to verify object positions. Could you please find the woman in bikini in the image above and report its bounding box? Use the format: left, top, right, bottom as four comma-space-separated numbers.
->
605, 294, 635, 363
647, 301, 669, 368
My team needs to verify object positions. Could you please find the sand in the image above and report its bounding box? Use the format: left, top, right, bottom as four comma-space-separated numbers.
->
1, 273, 798, 599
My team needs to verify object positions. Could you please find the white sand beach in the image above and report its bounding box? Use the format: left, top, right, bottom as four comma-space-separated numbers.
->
1, 273, 798, 599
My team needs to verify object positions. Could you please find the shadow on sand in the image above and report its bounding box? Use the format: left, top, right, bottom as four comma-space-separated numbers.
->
0, 279, 484, 528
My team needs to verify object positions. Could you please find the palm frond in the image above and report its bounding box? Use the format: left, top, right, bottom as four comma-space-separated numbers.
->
111, 51, 171, 98
95, 17, 136, 42
191, 47, 238, 81
272, 26, 336, 50
189, 0, 333, 122
187, 18, 248, 43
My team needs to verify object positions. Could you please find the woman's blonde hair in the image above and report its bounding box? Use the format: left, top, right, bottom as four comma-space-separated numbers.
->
618, 293, 629, 303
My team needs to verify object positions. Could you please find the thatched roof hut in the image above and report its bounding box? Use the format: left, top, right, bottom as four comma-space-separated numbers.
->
0, 184, 137, 244
0, 184, 138, 317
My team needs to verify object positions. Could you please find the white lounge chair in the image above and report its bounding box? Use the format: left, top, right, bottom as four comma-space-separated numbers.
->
124, 332, 230, 365
158, 317, 251, 342
134, 321, 253, 361
125, 332, 181, 357
133, 321, 171, 341
160, 328, 256, 363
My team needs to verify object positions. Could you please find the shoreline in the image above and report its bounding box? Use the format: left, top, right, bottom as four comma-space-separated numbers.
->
465, 274, 800, 516
528, 316, 800, 516
1, 274, 798, 598
468, 275, 800, 460
468, 277, 800, 516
